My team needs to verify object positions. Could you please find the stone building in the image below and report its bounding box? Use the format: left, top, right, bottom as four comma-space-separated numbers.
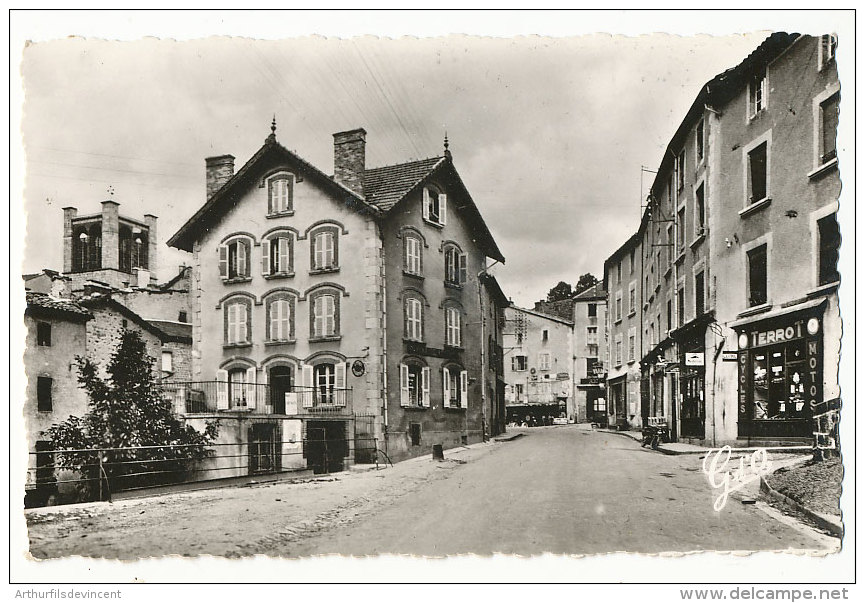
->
166, 123, 504, 470
572, 284, 607, 424
604, 32, 842, 447
503, 305, 573, 425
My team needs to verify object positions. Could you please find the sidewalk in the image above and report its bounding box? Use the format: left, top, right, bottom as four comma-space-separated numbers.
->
591, 425, 812, 456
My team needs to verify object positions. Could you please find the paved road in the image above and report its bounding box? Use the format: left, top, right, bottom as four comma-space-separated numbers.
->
278, 426, 829, 556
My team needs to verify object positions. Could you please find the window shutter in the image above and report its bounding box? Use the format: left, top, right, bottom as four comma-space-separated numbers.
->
421, 366, 430, 407
267, 299, 276, 341
422, 188, 430, 221
238, 303, 248, 343
399, 364, 410, 407
216, 369, 229, 410
458, 253, 467, 285
511, 356, 516, 371
227, 304, 237, 345
460, 370, 468, 409
301, 364, 314, 408
278, 236, 290, 273
258, 369, 269, 409
439, 193, 447, 225
443, 367, 451, 408
237, 240, 247, 277
335, 362, 347, 407
760, 78, 768, 110
262, 238, 271, 276
218, 245, 228, 279
245, 367, 257, 409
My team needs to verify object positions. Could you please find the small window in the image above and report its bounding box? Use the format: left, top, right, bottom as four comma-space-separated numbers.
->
747, 244, 768, 307
405, 297, 423, 342
666, 299, 672, 333
445, 306, 461, 347
695, 271, 705, 316
542, 329, 549, 342
820, 93, 840, 165
628, 283, 636, 314
512, 355, 528, 371
37, 376, 53, 412
161, 351, 173, 373
695, 183, 706, 231
627, 328, 636, 362
586, 357, 598, 375
615, 336, 623, 367
677, 207, 686, 251
747, 142, 768, 204
696, 119, 705, 162
404, 236, 422, 276
268, 175, 294, 214
311, 293, 338, 339
410, 423, 421, 446
586, 326, 598, 346
820, 34, 838, 70
614, 292, 622, 322
36, 322, 51, 347
616, 261, 622, 283
677, 150, 686, 191
539, 353, 551, 371
587, 303, 597, 318
423, 187, 447, 226
444, 246, 467, 286
311, 230, 337, 271
677, 288, 685, 328
178, 311, 188, 323
749, 69, 767, 117
818, 214, 840, 286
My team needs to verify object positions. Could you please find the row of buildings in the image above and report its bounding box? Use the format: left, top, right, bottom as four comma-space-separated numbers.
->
602, 32, 841, 447
25, 123, 511, 503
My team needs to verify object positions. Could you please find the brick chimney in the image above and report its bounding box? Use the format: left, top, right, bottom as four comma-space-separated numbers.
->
333, 128, 366, 196
62, 207, 77, 273
205, 155, 235, 200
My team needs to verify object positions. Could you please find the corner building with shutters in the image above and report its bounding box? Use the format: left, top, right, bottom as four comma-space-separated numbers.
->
168, 124, 504, 472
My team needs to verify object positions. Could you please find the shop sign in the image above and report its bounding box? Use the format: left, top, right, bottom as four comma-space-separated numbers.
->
721, 351, 738, 362
685, 352, 704, 366
739, 319, 816, 350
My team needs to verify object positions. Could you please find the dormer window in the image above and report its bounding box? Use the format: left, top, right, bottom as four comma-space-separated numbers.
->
423, 186, 447, 226
268, 174, 294, 215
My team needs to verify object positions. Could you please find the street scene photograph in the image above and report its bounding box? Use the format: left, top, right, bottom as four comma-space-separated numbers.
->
10, 9, 855, 589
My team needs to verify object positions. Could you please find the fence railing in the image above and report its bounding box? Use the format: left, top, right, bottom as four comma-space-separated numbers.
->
158, 381, 353, 415
25, 436, 388, 508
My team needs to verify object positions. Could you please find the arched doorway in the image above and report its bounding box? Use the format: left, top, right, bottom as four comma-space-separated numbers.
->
269, 365, 294, 414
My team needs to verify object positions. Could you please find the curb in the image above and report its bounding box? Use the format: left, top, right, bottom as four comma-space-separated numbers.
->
759, 475, 843, 538
493, 432, 525, 442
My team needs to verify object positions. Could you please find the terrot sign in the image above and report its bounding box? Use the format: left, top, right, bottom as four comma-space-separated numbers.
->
738, 318, 818, 350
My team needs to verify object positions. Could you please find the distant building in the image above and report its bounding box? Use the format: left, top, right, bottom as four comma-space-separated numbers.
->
572, 284, 607, 424
503, 305, 573, 425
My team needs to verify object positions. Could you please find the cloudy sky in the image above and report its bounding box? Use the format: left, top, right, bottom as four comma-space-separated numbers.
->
13, 11, 847, 307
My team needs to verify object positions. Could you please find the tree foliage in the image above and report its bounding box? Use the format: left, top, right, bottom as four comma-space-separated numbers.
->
546, 281, 574, 302
574, 273, 599, 295
46, 329, 217, 498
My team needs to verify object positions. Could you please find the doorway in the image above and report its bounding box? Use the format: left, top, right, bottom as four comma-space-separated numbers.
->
269, 365, 294, 414
248, 423, 279, 475
305, 420, 347, 474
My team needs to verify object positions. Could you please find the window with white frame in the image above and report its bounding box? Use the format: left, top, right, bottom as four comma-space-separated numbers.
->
267, 295, 293, 341
819, 92, 840, 166
747, 141, 768, 205
311, 228, 338, 271
404, 297, 423, 341
627, 327, 636, 362
539, 352, 551, 371
161, 350, 173, 374
586, 326, 598, 346
311, 292, 338, 338
314, 363, 337, 405
423, 186, 447, 226
268, 174, 294, 215
615, 291, 622, 322
225, 299, 251, 346
444, 245, 467, 286
219, 238, 251, 280
445, 306, 461, 347
628, 282, 636, 314
749, 69, 767, 118
819, 34, 838, 70
512, 355, 528, 371
615, 335, 623, 367
262, 233, 293, 276
404, 235, 422, 276
442, 366, 466, 408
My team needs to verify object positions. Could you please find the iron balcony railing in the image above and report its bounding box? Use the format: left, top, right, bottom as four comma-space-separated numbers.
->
158, 381, 352, 415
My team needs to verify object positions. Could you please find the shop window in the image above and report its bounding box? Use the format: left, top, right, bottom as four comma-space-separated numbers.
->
36, 322, 51, 346
37, 376, 52, 412
818, 213, 840, 285
747, 142, 768, 204
747, 244, 768, 307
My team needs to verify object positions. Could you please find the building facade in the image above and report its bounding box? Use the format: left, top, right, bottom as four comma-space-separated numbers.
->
503, 305, 573, 425
603, 33, 842, 447
572, 284, 607, 424
167, 124, 504, 469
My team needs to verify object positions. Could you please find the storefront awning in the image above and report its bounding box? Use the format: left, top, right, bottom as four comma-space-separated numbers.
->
729, 298, 827, 329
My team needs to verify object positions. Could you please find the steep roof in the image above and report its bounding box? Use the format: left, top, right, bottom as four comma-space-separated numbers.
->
573, 282, 606, 301
363, 157, 445, 212
25, 292, 93, 322
146, 319, 193, 340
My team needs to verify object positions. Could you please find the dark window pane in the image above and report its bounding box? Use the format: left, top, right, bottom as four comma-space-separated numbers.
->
748, 245, 768, 306
695, 272, 705, 316
37, 376, 52, 412
819, 214, 841, 285
822, 94, 839, 163
749, 143, 768, 202
37, 322, 51, 346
